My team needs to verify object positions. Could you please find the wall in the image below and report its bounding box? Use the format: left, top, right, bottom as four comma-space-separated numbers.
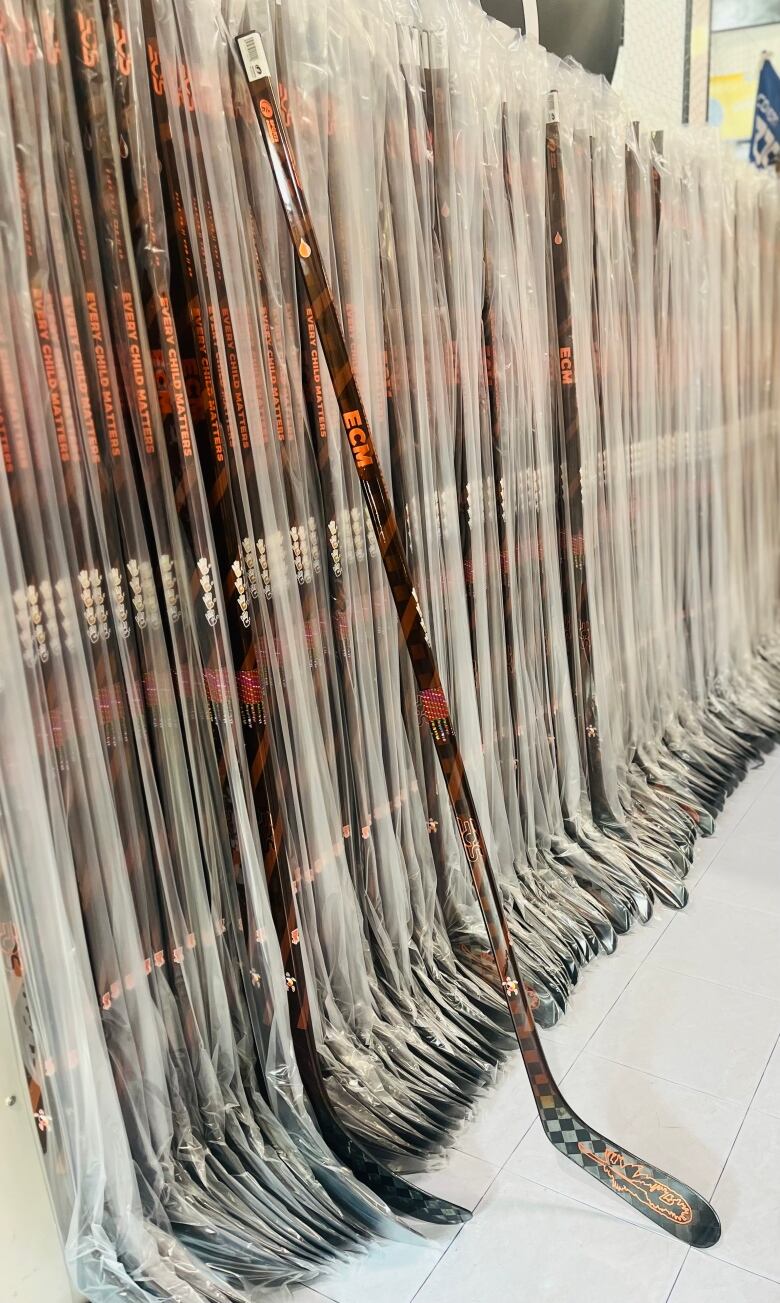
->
0, 974, 81, 1303
613, 0, 711, 126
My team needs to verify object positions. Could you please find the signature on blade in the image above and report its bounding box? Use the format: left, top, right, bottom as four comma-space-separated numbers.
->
578, 1144, 693, 1226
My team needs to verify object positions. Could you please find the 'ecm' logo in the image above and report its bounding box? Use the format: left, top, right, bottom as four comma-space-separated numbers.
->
560, 346, 574, 386
343, 409, 373, 469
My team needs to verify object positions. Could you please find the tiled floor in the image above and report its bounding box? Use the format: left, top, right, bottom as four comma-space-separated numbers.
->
293, 750, 780, 1303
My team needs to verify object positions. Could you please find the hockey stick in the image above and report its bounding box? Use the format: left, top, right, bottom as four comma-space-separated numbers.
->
236, 30, 721, 1248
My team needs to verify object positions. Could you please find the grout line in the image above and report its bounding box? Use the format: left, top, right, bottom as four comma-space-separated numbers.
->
581, 1048, 753, 1111
454, 1105, 538, 1172
409, 1105, 541, 1299
664, 894, 780, 922
707, 1025, 780, 1208
686, 1249, 780, 1290
565, 905, 680, 1058
636, 958, 780, 1007
715, 786, 771, 840
491, 1166, 691, 1246
293, 1283, 345, 1303
409, 1235, 460, 1302
662, 1247, 691, 1301
631, 954, 780, 1001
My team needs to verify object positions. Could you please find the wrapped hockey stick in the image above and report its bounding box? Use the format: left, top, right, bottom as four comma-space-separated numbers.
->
133, 0, 469, 1225
546, 92, 689, 910
236, 29, 721, 1248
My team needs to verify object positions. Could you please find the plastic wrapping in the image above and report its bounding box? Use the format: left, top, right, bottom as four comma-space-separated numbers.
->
0, 0, 778, 1290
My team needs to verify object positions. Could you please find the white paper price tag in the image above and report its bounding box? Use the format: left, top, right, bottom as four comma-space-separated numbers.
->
238, 32, 270, 83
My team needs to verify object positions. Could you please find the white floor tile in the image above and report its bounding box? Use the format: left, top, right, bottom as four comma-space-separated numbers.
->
710, 779, 768, 837
409, 1147, 499, 1210
312, 1225, 452, 1303
748, 755, 780, 786
744, 774, 780, 804
753, 1039, 780, 1118
742, 766, 780, 805
698, 834, 780, 918
589, 965, 780, 1103
702, 801, 744, 838
736, 791, 780, 840
710, 1109, 780, 1282
763, 768, 780, 795
709, 801, 749, 839
646, 896, 780, 1000
669, 1251, 780, 1302
509, 1054, 744, 1229
731, 765, 772, 804
549, 908, 676, 1048
414, 1175, 686, 1303
539, 1009, 593, 1061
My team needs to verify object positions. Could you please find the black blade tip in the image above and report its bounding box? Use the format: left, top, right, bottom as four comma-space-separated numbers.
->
689, 1203, 721, 1249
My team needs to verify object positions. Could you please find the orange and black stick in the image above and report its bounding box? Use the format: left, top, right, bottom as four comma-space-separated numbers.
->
237, 30, 721, 1247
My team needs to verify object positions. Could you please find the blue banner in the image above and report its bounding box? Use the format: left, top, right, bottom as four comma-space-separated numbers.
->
750, 56, 780, 168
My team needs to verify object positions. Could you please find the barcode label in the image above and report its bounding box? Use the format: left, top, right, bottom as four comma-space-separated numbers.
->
238, 32, 270, 82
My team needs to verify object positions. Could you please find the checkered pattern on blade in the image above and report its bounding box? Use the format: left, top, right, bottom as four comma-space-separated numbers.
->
540, 1104, 594, 1166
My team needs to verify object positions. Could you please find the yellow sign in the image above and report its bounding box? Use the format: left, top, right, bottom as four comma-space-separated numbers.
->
710, 71, 759, 141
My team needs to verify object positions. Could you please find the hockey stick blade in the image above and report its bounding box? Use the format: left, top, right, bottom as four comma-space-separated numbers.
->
532, 1087, 721, 1246
236, 31, 721, 1250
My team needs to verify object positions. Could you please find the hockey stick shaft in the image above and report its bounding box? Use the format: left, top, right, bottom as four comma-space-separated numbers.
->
236, 30, 558, 1096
